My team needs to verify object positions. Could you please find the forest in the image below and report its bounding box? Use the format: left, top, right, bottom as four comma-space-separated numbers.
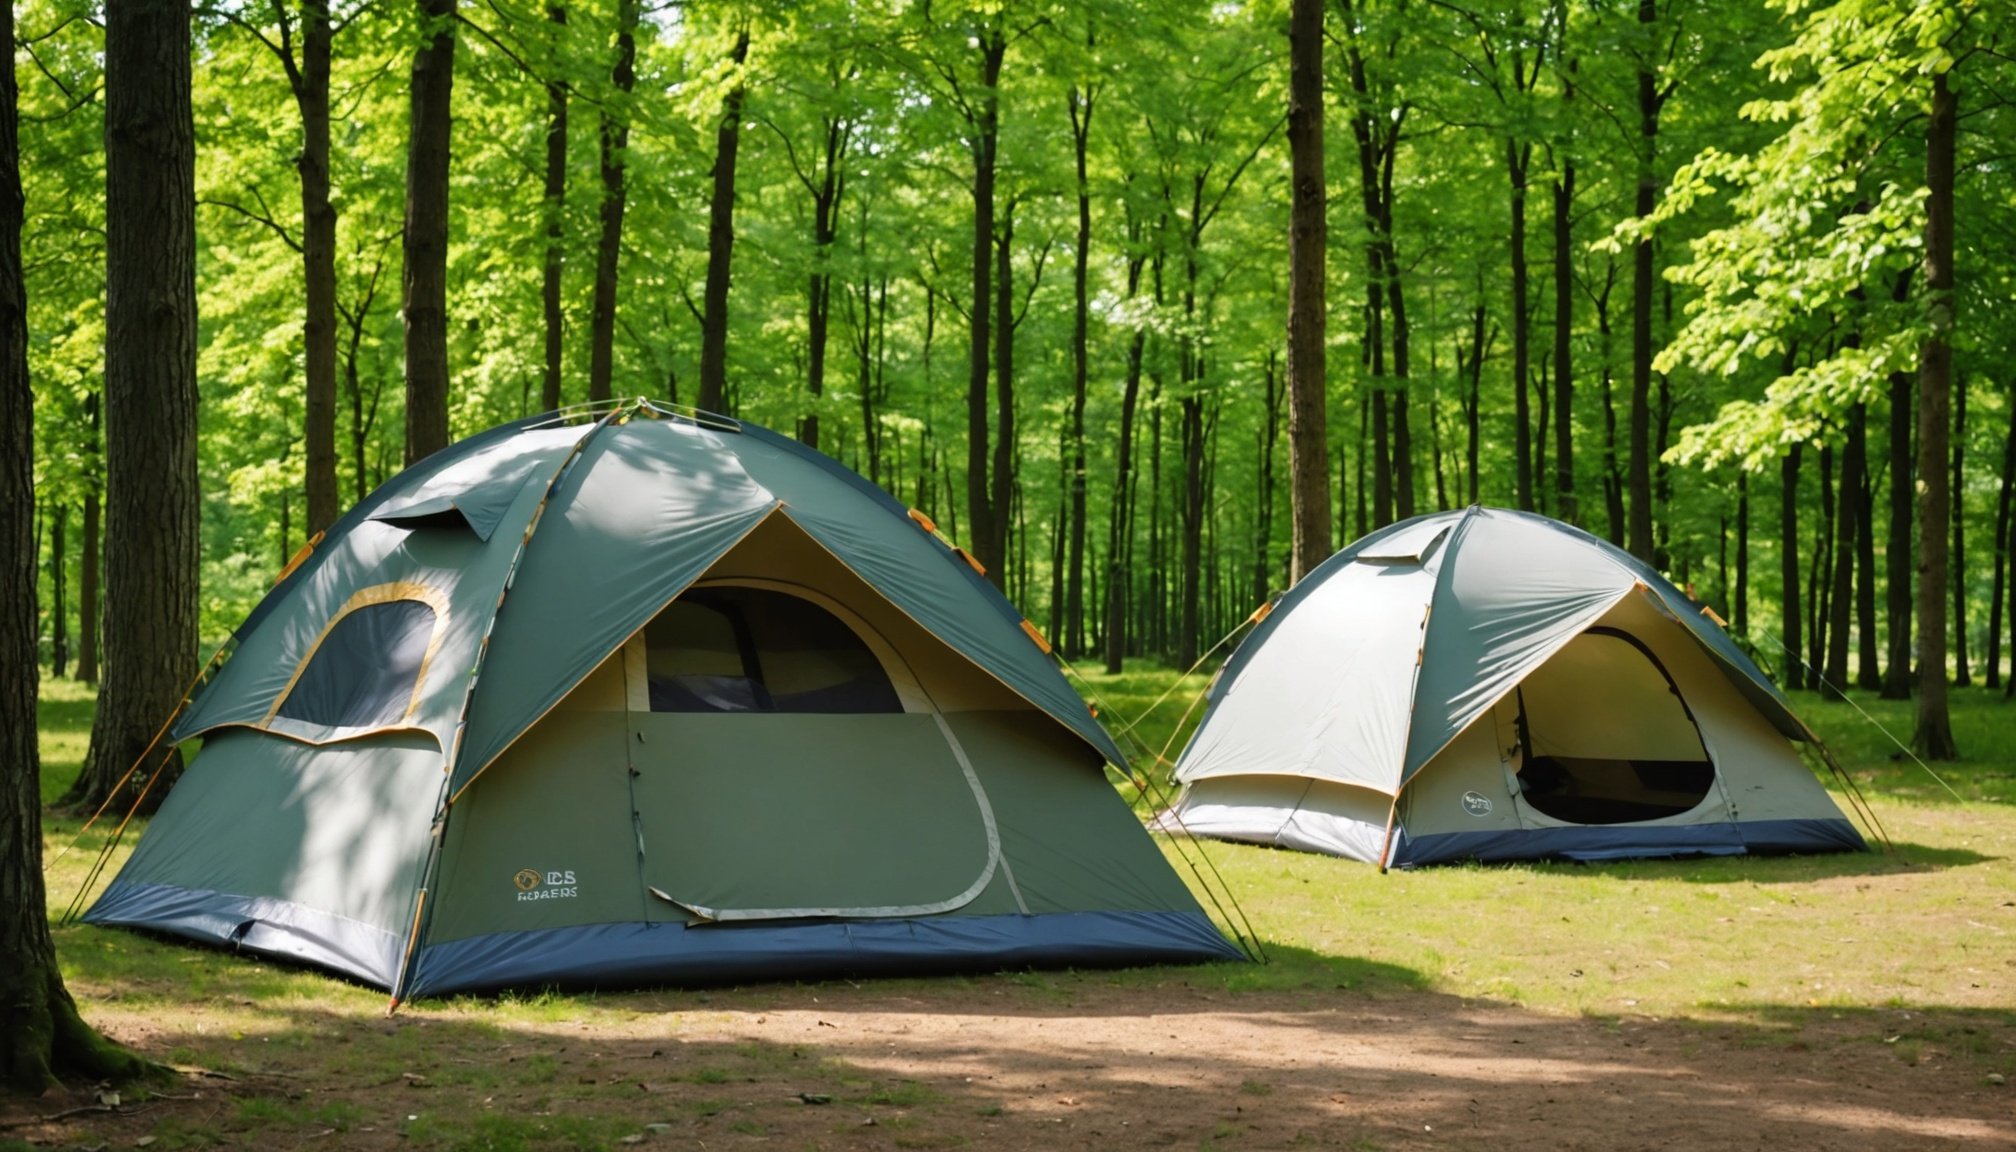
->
13, 0, 2016, 785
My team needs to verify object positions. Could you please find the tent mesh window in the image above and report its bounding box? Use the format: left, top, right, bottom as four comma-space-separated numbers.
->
643, 586, 903, 714
1512, 629, 1717, 825
275, 599, 438, 727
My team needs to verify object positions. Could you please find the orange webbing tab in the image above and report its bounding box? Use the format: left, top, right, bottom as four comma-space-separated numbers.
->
954, 547, 987, 576
275, 530, 326, 585
1250, 600, 1274, 624
1020, 619, 1053, 654
908, 507, 938, 534
1701, 604, 1728, 628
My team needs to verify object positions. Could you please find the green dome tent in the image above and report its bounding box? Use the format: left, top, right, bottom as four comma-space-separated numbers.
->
87, 401, 1239, 1000
1158, 507, 1867, 868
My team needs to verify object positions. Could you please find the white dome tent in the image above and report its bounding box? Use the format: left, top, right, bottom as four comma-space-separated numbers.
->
1157, 507, 1868, 868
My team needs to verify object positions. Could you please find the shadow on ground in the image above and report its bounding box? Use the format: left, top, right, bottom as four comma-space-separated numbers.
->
7, 940, 2012, 1152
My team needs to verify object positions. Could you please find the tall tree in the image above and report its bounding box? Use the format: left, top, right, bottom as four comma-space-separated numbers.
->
1285, 0, 1330, 582
696, 22, 752, 413
67, 0, 202, 815
588, 0, 641, 403
1064, 49, 1098, 655
1626, 0, 1668, 562
1911, 66, 1956, 758
223, 0, 341, 533
403, 0, 455, 463
540, 2, 567, 412
0, 0, 146, 1086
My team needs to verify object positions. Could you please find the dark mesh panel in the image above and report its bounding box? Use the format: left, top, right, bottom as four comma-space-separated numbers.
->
645, 586, 901, 714
276, 599, 438, 727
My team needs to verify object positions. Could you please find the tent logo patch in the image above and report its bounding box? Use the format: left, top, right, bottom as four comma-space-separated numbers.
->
514, 867, 579, 902
1461, 792, 1493, 817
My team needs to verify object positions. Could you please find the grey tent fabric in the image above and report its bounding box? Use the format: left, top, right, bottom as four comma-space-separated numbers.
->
1162, 506, 1866, 867
92, 401, 1240, 996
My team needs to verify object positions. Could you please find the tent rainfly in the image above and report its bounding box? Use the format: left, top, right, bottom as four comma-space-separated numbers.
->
88, 402, 1240, 1000
1158, 507, 1868, 868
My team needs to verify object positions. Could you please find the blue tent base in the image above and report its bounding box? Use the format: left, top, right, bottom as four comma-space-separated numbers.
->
405, 910, 1244, 999
84, 880, 403, 988
83, 883, 1243, 999
1392, 817, 1868, 868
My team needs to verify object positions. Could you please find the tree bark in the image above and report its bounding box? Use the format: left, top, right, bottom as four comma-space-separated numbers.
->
1856, 415, 1880, 690
1061, 84, 1095, 654
0, 9, 146, 1084
283, 0, 339, 536
963, 25, 1007, 579
68, 0, 201, 816
1951, 368, 1969, 686
1735, 471, 1749, 635
1551, 136, 1575, 522
696, 25, 751, 414
1824, 424, 1858, 698
540, 3, 567, 413
1509, 134, 1533, 512
1284, 0, 1330, 582
1626, 0, 1659, 562
49, 503, 66, 678
1912, 68, 1957, 758
990, 200, 1019, 589
1882, 368, 1914, 697
797, 112, 850, 451
402, 0, 455, 464
588, 0, 640, 403
1988, 382, 2015, 690
76, 474, 99, 684
1779, 444, 1802, 691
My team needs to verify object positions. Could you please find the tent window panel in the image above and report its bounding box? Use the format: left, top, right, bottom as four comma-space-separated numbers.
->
1514, 630, 1715, 825
643, 586, 902, 715
276, 599, 437, 727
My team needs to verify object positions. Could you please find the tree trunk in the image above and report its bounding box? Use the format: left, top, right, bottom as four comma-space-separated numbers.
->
1807, 443, 1832, 691
68, 0, 201, 815
540, 3, 567, 413
1066, 82, 1094, 655
988, 198, 1018, 589
290, 0, 339, 535
799, 115, 849, 451
1856, 414, 1880, 689
963, 26, 1006, 579
588, 0, 640, 403
695, 25, 749, 413
1824, 425, 1859, 699
1551, 144, 1575, 522
1912, 68, 1957, 758
1626, 0, 1658, 562
76, 481, 99, 685
1951, 368, 1969, 686
0, 12, 146, 1083
1882, 368, 1914, 698
1509, 135, 1533, 511
2, 47, 145, 1066
1103, 321, 1146, 674
1988, 383, 2015, 690
1779, 444, 1802, 691
1284, 0, 1330, 582
1735, 471, 1749, 635
401, 0, 455, 465
49, 503, 66, 678
1254, 351, 1281, 605
1464, 302, 1486, 507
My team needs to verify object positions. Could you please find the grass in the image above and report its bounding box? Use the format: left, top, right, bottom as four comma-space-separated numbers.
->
21, 665, 2016, 1146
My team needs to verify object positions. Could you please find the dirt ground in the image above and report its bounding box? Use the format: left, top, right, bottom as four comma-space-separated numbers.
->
6, 979, 2012, 1151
